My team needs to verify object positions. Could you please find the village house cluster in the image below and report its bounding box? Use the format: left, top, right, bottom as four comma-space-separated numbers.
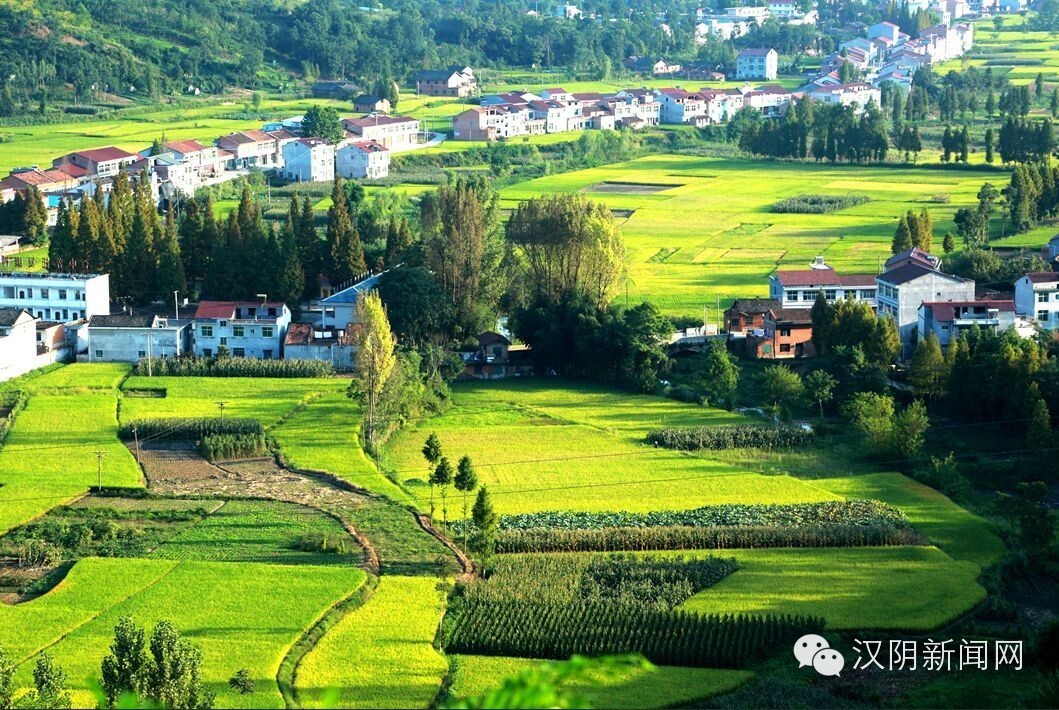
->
726, 248, 1041, 362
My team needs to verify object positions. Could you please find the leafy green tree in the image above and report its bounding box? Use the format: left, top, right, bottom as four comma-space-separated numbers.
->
810, 291, 835, 354
228, 669, 254, 696
24, 652, 70, 709
758, 365, 804, 421
423, 432, 442, 519
300, 105, 344, 143
377, 266, 452, 344
865, 314, 901, 367
1027, 396, 1052, 449
347, 291, 395, 449
804, 369, 836, 419
894, 399, 929, 459
431, 456, 454, 525
144, 621, 213, 709
699, 339, 739, 409
984, 127, 994, 163
845, 392, 896, 455
470, 485, 498, 557
942, 231, 955, 254
910, 332, 946, 399
1015, 481, 1055, 558
454, 455, 478, 548
21, 186, 47, 246
326, 178, 366, 285
101, 616, 148, 708
383, 217, 414, 266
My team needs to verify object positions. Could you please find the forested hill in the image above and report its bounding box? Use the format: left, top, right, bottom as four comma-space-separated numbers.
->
0, 0, 710, 109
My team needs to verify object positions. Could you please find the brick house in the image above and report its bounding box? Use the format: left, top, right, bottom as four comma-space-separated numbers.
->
724, 298, 779, 334
749, 307, 815, 359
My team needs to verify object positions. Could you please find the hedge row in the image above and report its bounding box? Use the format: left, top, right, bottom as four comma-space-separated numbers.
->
771, 194, 871, 214
495, 523, 924, 554
452, 500, 911, 535
199, 433, 269, 462
445, 598, 822, 669
133, 356, 334, 378
0, 390, 28, 448
119, 417, 264, 441
646, 424, 812, 451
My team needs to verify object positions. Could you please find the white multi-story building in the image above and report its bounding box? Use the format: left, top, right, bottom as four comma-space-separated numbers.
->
876, 263, 974, 357
191, 301, 291, 359
918, 300, 1017, 347
1015, 272, 1059, 330
87, 313, 191, 362
52, 147, 138, 179
769, 259, 877, 309
0, 308, 39, 382
280, 138, 335, 183
336, 140, 391, 180
656, 89, 708, 124
0, 272, 110, 322
808, 83, 882, 112
341, 116, 420, 150
736, 48, 779, 81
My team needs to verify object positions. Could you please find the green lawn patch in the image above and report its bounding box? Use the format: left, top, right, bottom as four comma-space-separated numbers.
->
678, 546, 985, 631
449, 655, 753, 709
294, 575, 448, 709
151, 499, 362, 565
809, 473, 1006, 568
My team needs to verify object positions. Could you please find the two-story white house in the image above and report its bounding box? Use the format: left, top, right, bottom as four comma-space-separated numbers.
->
192, 300, 291, 359
342, 116, 420, 150
0, 308, 39, 382
336, 140, 390, 180
280, 138, 335, 183
0, 272, 110, 322
87, 313, 191, 362
768, 259, 877, 309
656, 90, 707, 124
1015, 272, 1059, 330
52, 147, 138, 179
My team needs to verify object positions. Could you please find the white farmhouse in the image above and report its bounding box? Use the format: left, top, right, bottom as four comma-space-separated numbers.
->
0, 308, 39, 382
1015, 272, 1059, 330
736, 48, 778, 81
191, 300, 291, 359
319, 273, 385, 329
336, 140, 391, 180
87, 313, 191, 363
281, 138, 335, 183
0, 272, 110, 322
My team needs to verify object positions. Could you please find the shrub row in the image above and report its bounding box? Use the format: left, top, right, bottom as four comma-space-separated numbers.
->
119, 417, 264, 441
133, 356, 334, 378
452, 500, 910, 535
646, 424, 812, 450
444, 598, 822, 668
579, 555, 738, 610
0, 390, 28, 448
495, 523, 924, 554
199, 433, 269, 461
771, 194, 871, 213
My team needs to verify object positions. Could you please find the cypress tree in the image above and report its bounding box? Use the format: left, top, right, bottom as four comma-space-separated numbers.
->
297, 196, 321, 298
75, 195, 104, 273
49, 198, 77, 272
891, 212, 913, 253
984, 127, 994, 163
326, 177, 366, 286
178, 198, 206, 283
277, 214, 305, 317
916, 208, 932, 252
959, 126, 970, 163
21, 186, 48, 246
155, 205, 187, 301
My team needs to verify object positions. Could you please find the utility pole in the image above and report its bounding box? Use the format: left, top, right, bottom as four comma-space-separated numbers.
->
146, 332, 153, 377
95, 450, 106, 492
173, 290, 179, 320
216, 401, 227, 420
132, 427, 141, 466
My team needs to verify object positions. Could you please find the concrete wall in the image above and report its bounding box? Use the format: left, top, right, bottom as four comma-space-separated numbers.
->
88, 326, 189, 363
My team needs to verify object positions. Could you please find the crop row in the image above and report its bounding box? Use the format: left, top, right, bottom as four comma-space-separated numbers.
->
133, 356, 334, 378
646, 424, 812, 451
770, 194, 872, 214
494, 523, 925, 553
444, 597, 822, 668
0, 390, 27, 448
118, 417, 264, 441
199, 432, 270, 461
452, 500, 911, 534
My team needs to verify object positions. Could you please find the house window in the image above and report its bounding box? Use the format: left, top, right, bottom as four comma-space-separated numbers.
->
203, 349, 213, 357
220, 320, 228, 327
200, 325, 214, 337
743, 316, 753, 326
58, 289, 66, 299
233, 325, 245, 337
779, 327, 792, 337
220, 337, 228, 346
95, 350, 103, 359
263, 349, 273, 359
1038, 310, 1049, 322
262, 327, 274, 338
138, 351, 146, 358
824, 289, 836, 300
787, 290, 799, 302
40, 289, 49, 298
233, 347, 246, 357
780, 343, 792, 353
1039, 293, 1049, 303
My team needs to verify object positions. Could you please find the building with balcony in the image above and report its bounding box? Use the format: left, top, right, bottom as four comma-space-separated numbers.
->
917, 300, 1017, 347
191, 300, 291, 359
768, 259, 877, 309
1015, 272, 1059, 330
0, 272, 110, 322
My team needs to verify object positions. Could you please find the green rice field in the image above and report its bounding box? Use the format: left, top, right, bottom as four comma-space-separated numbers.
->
498, 155, 1004, 318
